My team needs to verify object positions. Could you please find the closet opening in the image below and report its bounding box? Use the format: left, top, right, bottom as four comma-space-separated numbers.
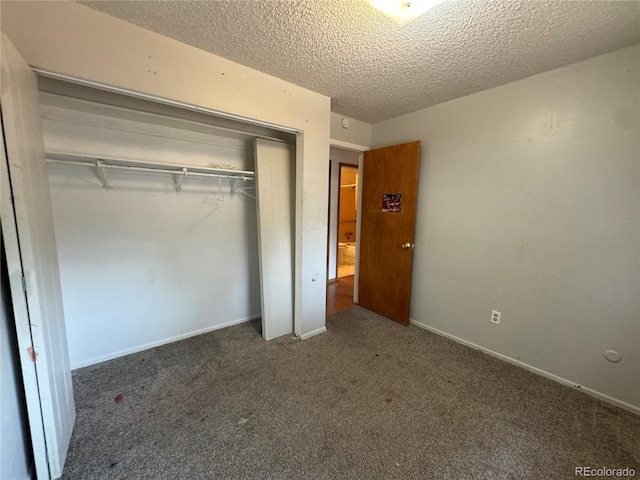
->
36, 74, 297, 369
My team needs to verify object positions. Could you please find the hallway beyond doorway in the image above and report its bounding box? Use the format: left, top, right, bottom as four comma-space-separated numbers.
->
326, 276, 355, 316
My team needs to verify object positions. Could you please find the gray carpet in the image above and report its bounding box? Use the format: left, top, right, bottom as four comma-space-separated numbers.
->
61, 307, 640, 479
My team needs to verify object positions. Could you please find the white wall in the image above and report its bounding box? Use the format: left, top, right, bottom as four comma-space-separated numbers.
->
1, 0, 331, 340
330, 112, 371, 149
0, 235, 33, 480
371, 45, 640, 409
42, 99, 261, 368
327, 147, 360, 280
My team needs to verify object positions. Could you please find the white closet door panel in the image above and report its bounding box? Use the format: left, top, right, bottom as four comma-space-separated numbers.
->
1, 33, 75, 479
255, 138, 294, 340
1, 119, 51, 480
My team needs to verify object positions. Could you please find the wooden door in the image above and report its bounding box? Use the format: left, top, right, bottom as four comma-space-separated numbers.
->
254, 138, 295, 340
358, 141, 420, 325
1, 34, 75, 479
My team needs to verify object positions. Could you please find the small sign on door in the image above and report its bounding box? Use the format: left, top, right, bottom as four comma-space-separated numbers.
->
382, 193, 402, 213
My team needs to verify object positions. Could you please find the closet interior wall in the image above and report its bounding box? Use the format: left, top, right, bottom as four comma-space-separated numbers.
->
40, 89, 269, 369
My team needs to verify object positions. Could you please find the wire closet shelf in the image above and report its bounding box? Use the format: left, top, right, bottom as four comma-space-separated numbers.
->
45, 151, 256, 197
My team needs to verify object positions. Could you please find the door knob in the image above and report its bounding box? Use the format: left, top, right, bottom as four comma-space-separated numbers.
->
401, 242, 414, 249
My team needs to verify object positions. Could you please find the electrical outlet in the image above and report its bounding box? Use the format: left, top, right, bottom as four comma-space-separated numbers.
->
491, 310, 501, 325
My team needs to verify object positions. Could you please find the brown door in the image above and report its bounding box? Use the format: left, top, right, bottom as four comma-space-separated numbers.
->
358, 141, 420, 325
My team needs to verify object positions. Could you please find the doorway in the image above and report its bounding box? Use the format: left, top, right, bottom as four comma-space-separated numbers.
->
326, 141, 421, 323
337, 164, 358, 278
327, 147, 361, 282
326, 146, 361, 316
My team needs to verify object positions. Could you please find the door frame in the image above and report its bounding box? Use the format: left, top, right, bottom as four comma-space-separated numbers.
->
33, 68, 304, 333
328, 141, 368, 303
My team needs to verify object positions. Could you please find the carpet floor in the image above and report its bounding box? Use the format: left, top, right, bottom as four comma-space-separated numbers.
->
61, 307, 640, 479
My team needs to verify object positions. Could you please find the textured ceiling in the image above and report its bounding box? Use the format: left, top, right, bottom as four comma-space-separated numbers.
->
81, 0, 640, 124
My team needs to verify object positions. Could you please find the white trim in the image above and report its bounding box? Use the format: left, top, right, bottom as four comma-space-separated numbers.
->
299, 326, 327, 340
71, 315, 261, 370
35, 67, 315, 342
353, 152, 363, 303
330, 139, 370, 152
409, 318, 640, 416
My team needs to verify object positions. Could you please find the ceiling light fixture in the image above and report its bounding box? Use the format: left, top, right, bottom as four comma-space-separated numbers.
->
368, 0, 446, 25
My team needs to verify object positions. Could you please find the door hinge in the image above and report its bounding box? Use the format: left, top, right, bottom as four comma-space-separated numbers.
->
21, 275, 26, 293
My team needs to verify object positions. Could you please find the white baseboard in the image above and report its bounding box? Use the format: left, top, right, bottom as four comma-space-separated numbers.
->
409, 319, 640, 416
298, 326, 327, 340
71, 314, 261, 370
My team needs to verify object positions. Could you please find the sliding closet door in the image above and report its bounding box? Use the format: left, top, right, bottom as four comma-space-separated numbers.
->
1, 34, 75, 479
254, 138, 295, 340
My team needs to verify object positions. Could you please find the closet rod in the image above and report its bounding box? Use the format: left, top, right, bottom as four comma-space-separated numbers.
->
46, 159, 254, 181
45, 151, 255, 180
